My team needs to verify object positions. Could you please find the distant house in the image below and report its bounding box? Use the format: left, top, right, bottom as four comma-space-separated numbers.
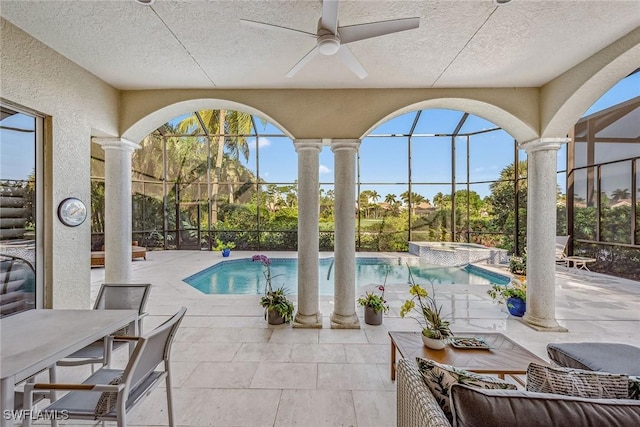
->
414, 201, 435, 216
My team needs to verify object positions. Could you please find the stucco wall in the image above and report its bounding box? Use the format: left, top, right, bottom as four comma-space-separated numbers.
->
120, 88, 540, 144
1, 18, 119, 308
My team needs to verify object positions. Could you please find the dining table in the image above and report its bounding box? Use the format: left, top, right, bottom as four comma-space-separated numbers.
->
0, 309, 138, 427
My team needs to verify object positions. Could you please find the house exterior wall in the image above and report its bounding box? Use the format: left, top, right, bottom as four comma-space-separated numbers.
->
1, 18, 119, 308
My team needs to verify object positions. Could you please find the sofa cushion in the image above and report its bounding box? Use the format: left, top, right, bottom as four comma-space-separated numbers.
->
547, 342, 640, 376
450, 384, 640, 427
415, 357, 516, 422
526, 362, 629, 399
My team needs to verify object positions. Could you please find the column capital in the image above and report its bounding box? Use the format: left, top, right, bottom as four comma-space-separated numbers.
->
330, 139, 360, 153
293, 139, 322, 153
520, 137, 570, 154
93, 137, 141, 152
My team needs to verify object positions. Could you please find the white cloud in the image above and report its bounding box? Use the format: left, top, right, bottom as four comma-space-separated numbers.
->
319, 164, 331, 174
257, 137, 271, 148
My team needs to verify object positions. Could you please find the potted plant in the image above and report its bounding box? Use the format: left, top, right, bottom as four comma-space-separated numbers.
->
252, 254, 294, 324
487, 278, 527, 317
400, 266, 453, 350
509, 254, 526, 276
213, 239, 235, 257
357, 284, 389, 325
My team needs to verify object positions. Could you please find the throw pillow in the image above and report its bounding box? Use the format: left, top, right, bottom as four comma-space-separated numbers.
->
526, 363, 629, 399
630, 376, 640, 400
415, 357, 517, 422
95, 374, 124, 417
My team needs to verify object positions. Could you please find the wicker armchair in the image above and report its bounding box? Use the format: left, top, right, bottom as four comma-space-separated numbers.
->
397, 358, 451, 427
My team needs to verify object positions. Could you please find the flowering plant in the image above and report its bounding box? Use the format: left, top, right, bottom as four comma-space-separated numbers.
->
487, 277, 526, 306
252, 254, 294, 323
357, 285, 389, 314
400, 267, 453, 340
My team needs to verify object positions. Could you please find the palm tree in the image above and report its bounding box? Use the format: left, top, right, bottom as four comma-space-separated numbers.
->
178, 110, 253, 223
611, 188, 631, 202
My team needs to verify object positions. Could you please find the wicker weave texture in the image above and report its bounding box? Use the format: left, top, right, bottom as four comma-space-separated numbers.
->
527, 363, 629, 399
397, 358, 451, 427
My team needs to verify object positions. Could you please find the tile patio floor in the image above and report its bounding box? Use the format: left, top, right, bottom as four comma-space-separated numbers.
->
52, 250, 640, 426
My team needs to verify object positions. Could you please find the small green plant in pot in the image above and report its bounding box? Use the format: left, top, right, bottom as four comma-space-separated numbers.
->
487, 278, 527, 317
252, 254, 294, 324
509, 254, 526, 276
357, 284, 389, 325
213, 239, 235, 257
400, 266, 453, 349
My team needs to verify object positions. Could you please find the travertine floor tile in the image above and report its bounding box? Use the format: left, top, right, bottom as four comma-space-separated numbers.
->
275, 390, 357, 426
251, 362, 317, 389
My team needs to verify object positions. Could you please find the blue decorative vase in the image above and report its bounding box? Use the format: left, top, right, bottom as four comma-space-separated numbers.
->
506, 297, 526, 317
222, 248, 231, 257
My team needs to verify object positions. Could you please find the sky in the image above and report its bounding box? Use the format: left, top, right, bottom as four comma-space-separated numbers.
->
249, 71, 639, 201
1, 72, 639, 200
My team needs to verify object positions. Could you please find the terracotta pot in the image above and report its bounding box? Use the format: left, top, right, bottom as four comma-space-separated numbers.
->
364, 305, 383, 325
421, 333, 446, 350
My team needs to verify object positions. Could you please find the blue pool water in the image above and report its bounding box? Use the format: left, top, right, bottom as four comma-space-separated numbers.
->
184, 258, 510, 295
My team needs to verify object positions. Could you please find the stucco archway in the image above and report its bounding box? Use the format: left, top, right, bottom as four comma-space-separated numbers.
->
121, 98, 293, 144
541, 27, 640, 138
362, 97, 539, 143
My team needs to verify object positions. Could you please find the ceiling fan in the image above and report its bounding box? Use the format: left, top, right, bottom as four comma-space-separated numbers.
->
240, 0, 419, 79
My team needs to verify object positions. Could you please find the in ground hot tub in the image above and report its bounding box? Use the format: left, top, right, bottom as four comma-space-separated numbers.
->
408, 242, 508, 266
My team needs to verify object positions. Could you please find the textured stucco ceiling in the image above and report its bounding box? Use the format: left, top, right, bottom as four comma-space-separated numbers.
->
1, 0, 639, 90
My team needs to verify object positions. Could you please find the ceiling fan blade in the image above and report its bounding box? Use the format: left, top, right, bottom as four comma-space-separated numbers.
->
339, 17, 419, 44
240, 19, 315, 38
321, 0, 339, 34
336, 46, 367, 79
286, 46, 320, 78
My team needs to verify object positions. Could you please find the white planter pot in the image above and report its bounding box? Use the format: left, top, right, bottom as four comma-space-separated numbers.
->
421, 334, 446, 350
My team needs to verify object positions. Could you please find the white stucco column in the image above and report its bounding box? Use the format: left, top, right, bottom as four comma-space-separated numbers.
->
330, 139, 360, 329
93, 137, 140, 284
521, 137, 570, 332
293, 139, 323, 328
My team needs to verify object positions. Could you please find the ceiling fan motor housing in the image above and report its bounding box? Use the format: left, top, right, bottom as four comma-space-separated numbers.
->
318, 34, 340, 55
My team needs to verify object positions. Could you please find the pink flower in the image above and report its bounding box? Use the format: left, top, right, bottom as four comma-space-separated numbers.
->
252, 254, 271, 266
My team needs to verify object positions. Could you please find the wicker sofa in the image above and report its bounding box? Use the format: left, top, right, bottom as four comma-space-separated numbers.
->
396, 358, 640, 427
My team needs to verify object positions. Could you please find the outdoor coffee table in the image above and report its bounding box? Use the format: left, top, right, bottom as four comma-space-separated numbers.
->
389, 331, 548, 385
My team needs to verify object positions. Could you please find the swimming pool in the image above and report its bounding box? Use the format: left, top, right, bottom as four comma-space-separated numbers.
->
184, 257, 510, 295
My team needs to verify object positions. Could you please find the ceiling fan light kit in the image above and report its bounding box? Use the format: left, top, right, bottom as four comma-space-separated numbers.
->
241, 0, 419, 79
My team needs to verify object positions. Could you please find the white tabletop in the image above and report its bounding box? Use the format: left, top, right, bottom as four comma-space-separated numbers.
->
1, 309, 137, 382
1, 309, 138, 427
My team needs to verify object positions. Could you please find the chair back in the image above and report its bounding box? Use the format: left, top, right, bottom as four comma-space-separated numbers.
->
94, 283, 151, 316
123, 307, 186, 393
555, 235, 570, 260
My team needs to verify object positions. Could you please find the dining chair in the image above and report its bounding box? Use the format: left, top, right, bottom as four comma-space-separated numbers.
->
54, 283, 152, 371
23, 307, 187, 427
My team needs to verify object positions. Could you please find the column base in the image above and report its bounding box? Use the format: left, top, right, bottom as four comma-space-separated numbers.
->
521, 313, 568, 332
330, 312, 360, 329
293, 311, 323, 329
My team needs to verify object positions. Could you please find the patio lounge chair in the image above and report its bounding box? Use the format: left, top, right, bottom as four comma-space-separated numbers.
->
23, 307, 187, 427
91, 242, 147, 268
555, 235, 570, 264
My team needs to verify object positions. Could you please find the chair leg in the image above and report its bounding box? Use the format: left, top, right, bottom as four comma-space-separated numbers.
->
165, 370, 175, 427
